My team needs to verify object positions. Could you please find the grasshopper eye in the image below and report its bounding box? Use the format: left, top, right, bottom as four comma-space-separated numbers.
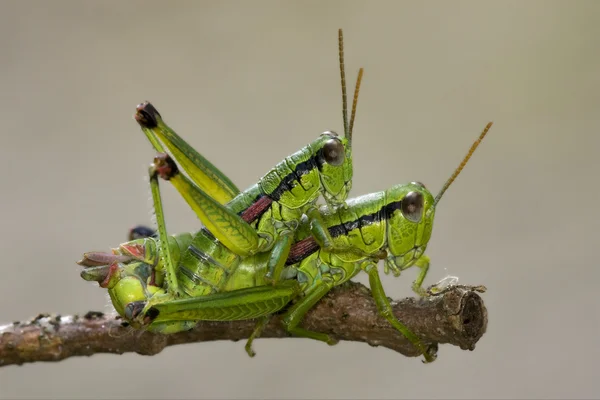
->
402, 191, 424, 223
322, 138, 345, 166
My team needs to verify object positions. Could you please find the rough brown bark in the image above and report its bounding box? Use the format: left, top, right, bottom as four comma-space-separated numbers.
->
0, 281, 487, 367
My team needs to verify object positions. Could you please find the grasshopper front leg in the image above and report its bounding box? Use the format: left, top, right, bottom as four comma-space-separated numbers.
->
135, 101, 240, 205
385, 254, 430, 297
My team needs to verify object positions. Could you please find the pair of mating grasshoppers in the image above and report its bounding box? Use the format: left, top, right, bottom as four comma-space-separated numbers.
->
78, 29, 492, 363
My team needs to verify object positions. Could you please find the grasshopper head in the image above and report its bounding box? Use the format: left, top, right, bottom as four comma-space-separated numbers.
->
317, 30, 363, 207
314, 131, 353, 206
384, 182, 436, 264
384, 122, 493, 270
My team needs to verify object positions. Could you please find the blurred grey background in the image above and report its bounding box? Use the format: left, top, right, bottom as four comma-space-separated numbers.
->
1, 1, 599, 398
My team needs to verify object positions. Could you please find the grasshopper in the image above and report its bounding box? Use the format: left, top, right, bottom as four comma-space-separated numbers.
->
130, 30, 366, 287
80, 122, 492, 363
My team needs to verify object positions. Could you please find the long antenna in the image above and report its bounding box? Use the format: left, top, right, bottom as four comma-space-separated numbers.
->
348, 68, 364, 143
434, 122, 493, 206
338, 29, 349, 139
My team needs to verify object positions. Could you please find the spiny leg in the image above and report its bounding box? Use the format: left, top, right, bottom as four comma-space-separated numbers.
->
362, 261, 436, 363
127, 281, 301, 332
153, 153, 268, 257
135, 101, 240, 204
148, 158, 181, 297
281, 277, 338, 345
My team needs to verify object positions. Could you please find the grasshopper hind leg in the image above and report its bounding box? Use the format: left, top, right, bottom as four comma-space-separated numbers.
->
135, 101, 240, 204
147, 157, 181, 297
153, 153, 268, 258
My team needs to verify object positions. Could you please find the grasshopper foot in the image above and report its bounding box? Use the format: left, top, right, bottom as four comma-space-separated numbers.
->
412, 282, 430, 298
421, 343, 439, 364
326, 335, 339, 346
245, 342, 257, 358
426, 275, 459, 296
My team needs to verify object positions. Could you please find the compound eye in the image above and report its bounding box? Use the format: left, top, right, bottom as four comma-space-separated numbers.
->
320, 130, 339, 137
401, 191, 424, 223
322, 138, 345, 166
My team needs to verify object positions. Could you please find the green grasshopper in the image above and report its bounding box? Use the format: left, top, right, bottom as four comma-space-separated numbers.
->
130, 30, 366, 288
80, 122, 492, 363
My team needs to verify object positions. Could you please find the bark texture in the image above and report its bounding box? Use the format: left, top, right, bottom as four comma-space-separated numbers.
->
0, 282, 487, 367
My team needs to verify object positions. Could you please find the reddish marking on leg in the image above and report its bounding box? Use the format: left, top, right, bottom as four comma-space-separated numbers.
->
154, 153, 178, 180
149, 270, 157, 287
121, 243, 146, 260
100, 263, 120, 288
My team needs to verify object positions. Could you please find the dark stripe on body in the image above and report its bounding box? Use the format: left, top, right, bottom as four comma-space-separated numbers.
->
188, 244, 228, 270
179, 264, 218, 290
328, 200, 402, 238
284, 199, 403, 266
268, 157, 318, 202
233, 156, 319, 224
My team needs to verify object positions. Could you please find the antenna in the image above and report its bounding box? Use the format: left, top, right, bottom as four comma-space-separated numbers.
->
338, 29, 349, 139
348, 68, 364, 144
434, 122, 493, 206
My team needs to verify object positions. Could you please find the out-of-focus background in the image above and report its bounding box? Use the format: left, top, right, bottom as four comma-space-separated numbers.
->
1, 1, 599, 398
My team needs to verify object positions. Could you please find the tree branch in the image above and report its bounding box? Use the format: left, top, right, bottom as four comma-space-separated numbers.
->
0, 281, 487, 367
